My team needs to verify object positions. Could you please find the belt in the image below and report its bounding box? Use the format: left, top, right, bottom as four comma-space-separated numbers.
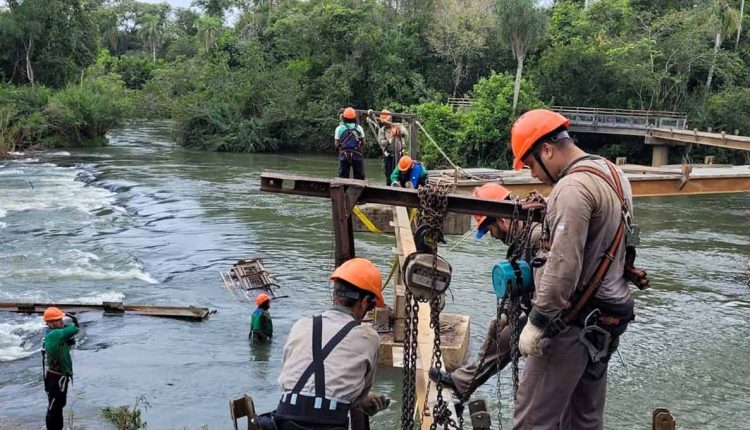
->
46, 369, 66, 377
276, 393, 350, 426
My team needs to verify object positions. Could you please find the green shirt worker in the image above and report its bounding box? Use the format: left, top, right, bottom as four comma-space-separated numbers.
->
42, 306, 79, 430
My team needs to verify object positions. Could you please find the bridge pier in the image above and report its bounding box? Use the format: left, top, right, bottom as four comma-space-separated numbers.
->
651, 145, 669, 167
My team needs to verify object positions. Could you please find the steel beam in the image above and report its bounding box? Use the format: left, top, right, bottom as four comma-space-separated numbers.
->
260, 172, 537, 221
651, 128, 750, 152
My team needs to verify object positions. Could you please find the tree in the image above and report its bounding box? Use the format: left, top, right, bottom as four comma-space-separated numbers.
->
496, 0, 547, 112
0, 0, 98, 87
197, 15, 221, 52
706, 0, 740, 89
736, 0, 745, 49
192, 0, 234, 20
425, 0, 494, 97
139, 14, 160, 62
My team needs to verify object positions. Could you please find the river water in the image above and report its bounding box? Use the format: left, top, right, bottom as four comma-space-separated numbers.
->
0, 123, 748, 429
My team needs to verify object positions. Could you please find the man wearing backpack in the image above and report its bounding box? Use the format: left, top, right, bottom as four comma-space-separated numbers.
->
334, 107, 366, 180
42, 307, 79, 430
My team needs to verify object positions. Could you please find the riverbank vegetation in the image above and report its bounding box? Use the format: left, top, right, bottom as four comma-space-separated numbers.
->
1, 0, 750, 166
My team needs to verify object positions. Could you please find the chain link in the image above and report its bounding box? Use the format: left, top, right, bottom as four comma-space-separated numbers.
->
402, 290, 419, 430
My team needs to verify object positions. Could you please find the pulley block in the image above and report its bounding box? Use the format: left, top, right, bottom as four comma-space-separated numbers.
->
402, 252, 452, 302
491, 259, 533, 299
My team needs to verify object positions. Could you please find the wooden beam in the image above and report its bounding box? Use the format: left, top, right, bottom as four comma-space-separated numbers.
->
260, 173, 535, 221
331, 183, 356, 266
0, 302, 212, 321
393, 206, 458, 429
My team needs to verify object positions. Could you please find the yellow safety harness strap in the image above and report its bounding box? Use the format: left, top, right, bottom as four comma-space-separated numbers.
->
352, 206, 383, 234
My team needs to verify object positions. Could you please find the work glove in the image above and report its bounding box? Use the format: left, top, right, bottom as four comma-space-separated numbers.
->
359, 393, 391, 417
65, 312, 79, 328
391, 182, 402, 188
518, 322, 544, 357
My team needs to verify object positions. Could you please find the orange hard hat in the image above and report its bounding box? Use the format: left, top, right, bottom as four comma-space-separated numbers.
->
342, 107, 357, 121
255, 293, 271, 306
379, 110, 392, 123
43, 307, 64, 322
330, 257, 384, 307
510, 109, 570, 170
472, 183, 511, 238
398, 155, 413, 172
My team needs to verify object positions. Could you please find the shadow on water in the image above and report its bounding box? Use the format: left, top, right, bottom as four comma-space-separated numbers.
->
0, 123, 748, 429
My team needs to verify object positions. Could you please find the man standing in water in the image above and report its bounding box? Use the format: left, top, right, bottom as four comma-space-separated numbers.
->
510, 109, 635, 429
42, 306, 79, 430
250, 293, 273, 342
254, 258, 390, 429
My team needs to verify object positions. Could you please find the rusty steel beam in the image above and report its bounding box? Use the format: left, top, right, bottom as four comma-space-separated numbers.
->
260, 172, 537, 221
651, 128, 750, 152
0, 302, 212, 321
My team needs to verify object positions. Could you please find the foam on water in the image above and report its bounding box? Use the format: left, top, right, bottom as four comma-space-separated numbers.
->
0, 163, 117, 216
0, 319, 45, 362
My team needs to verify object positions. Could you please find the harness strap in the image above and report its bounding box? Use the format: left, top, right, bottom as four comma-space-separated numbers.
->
561, 160, 628, 324
291, 316, 360, 394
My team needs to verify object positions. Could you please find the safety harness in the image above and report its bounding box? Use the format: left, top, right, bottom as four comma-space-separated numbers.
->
545, 157, 640, 340
274, 315, 360, 428
338, 128, 362, 160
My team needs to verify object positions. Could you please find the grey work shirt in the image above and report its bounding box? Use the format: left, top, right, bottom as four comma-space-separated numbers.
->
532, 157, 634, 321
277, 307, 380, 405
377, 124, 408, 155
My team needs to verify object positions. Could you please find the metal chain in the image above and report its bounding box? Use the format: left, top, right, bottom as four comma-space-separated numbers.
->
402, 290, 419, 430
495, 297, 506, 429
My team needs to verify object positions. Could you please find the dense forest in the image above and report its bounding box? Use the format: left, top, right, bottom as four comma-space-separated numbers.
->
1, 0, 749, 167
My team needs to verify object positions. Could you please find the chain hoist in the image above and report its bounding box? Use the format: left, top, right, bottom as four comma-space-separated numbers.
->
400, 183, 460, 430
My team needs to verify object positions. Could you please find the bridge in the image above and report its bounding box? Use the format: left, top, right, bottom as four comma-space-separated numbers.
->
447, 99, 750, 166
550, 106, 750, 166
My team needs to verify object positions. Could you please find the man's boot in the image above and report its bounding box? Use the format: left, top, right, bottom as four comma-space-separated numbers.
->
428, 368, 462, 398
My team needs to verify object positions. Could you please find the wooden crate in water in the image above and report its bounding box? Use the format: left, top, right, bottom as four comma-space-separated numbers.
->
220, 258, 281, 301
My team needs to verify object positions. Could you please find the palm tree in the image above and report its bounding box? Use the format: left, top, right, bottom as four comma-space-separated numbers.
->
706, 0, 740, 90
197, 15, 221, 52
736, 0, 745, 49
101, 12, 119, 54
139, 14, 160, 62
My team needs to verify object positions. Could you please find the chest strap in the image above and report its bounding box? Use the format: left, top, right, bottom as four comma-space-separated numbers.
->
291, 315, 360, 397
561, 160, 627, 325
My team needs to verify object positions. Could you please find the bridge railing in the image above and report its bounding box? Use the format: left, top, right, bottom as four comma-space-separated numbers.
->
551, 106, 687, 130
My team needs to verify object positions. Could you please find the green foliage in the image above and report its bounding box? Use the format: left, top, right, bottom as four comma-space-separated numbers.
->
414, 72, 544, 169
45, 75, 134, 146
101, 395, 149, 430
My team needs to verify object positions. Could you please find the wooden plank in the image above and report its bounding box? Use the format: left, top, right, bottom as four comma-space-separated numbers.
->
0, 302, 212, 321
393, 206, 458, 429
331, 183, 356, 266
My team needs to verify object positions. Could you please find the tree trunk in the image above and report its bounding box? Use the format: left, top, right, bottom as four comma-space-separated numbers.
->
706, 32, 721, 90
23, 35, 34, 86
512, 54, 525, 113
451, 59, 464, 97
736, 0, 745, 50
152, 41, 156, 62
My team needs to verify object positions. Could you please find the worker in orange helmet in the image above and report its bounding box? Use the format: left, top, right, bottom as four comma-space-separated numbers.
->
250, 293, 273, 342
510, 109, 636, 429
390, 155, 428, 189
375, 109, 409, 185
430, 183, 538, 400
334, 107, 366, 180
42, 306, 79, 430
253, 258, 390, 429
